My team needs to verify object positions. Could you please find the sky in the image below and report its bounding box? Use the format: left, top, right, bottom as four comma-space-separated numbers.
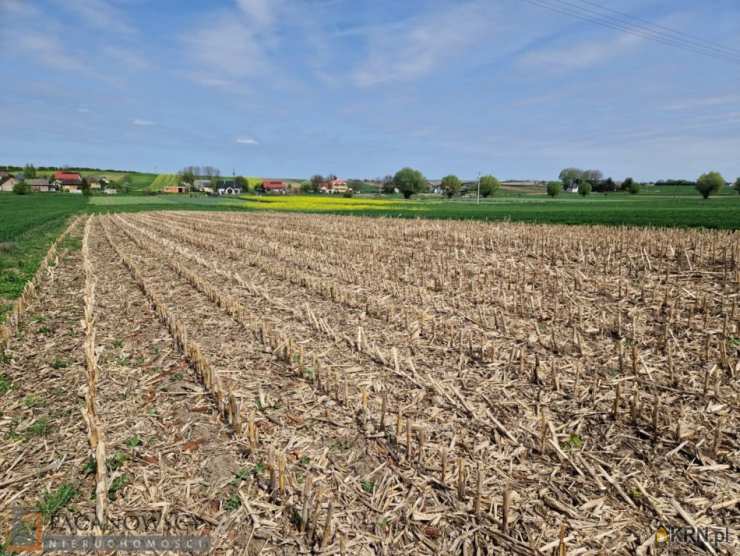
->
1, 0, 739, 181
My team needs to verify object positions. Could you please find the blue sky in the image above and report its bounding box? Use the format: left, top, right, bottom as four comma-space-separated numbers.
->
1, 0, 739, 181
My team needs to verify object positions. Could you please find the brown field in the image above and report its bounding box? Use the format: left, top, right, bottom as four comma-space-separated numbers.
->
1, 212, 738, 554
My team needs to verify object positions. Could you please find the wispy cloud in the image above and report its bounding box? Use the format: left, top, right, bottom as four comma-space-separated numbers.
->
78, 107, 91, 113
236, 0, 280, 27
663, 94, 740, 111
351, 2, 495, 87
132, 119, 155, 126
519, 32, 644, 70
12, 32, 86, 71
50, 0, 135, 34
236, 137, 259, 145
186, 15, 267, 78
102, 46, 153, 71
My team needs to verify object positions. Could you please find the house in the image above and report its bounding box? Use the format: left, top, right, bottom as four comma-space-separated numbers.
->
0, 177, 17, 192
320, 178, 349, 194
103, 187, 118, 195
53, 171, 83, 191
193, 179, 212, 192
87, 176, 102, 190
259, 180, 287, 194
26, 178, 51, 192
163, 185, 187, 193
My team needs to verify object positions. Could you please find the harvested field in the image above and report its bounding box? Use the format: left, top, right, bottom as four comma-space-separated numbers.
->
1, 211, 738, 554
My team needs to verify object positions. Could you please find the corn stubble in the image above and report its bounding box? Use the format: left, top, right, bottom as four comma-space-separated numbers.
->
6, 209, 737, 554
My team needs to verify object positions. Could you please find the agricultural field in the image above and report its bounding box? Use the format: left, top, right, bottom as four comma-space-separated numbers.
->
1, 211, 737, 553
242, 192, 740, 229
146, 174, 180, 192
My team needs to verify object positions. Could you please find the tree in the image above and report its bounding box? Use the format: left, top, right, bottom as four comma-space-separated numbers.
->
23, 164, 36, 179
12, 180, 31, 195
559, 168, 583, 190
235, 176, 248, 192
582, 169, 603, 184
733, 177, 740, 195
621, 177, 634, 192
80, 177, 92, 196
696, 171, 725, 199
180, 168, 195, 186
393, 167, 426, 199
479, 175, 500, 198
440, 175, 461, 198
546, 181, 562, 197
628, 180, 641, 195
577, 180, 592, 196
300, 181, 312, 193
381, 175, 395, 194
310, 174, 324, 193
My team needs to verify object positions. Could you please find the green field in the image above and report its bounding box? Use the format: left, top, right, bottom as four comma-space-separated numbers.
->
0, 195, 87, 321
242, 191, 740, 228
147, 174, 179, 192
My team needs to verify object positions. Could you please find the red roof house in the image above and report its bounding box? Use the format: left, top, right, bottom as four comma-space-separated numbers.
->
260, 180, 287, 194
53, 171, 83, 185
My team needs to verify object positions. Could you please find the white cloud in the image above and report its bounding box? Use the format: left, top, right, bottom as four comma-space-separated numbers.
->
132, 119, 155, 126
352, 2, 495, 87
12, 32, 85, 71
102, 46, 152, 71
663, 94, 740, 111
519, 32, 644, 70
50, 0, 135, 34
236, 137, 259, 145
186, 16, 267, 78
236, 0, 279, 27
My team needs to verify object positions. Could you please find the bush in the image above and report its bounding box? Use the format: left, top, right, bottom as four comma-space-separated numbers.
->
546, 181, 562, 197
734, 177, 740, 195
628, 181, 641, 194
479, 175, 500, 197
578, 181, 592, 196
696, 171, 725, 199
342, 189, 354, 198
12, 181, 31, 195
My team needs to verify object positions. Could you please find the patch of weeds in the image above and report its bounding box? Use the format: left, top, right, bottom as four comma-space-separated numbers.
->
303, 367, 315, 380
147, 408, 157, 417
253, 462, 266, 475
50, 357, 68, 370
730, 337, 740, 347
233, 468, 250, 483
331, 438, 353, 451
224, 494, 241, 511
561, 433, 584, 451
38, 326, 52, 335
115, 355, 130, 366
361, 480, 375, 494
630, 488, 642, 500
108, 475, 129, 501
82, 457, 96, 476
125, 435, 142, 448
172, 373, 184, 381
5, 417, 22, 441
299, 455, 311, 466
23, 395, 45, 408
0, 373, 11, 396
112, 339, 124, 349
107, 451, 127, 472
26, 417, 50, 437
38, 484, 76, 520
30, 315, 46, 323
289, 507, 303, 529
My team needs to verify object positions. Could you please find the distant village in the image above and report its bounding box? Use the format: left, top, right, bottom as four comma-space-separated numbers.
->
0, 170, 117, 194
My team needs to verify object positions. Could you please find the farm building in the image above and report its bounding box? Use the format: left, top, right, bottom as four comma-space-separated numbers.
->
163, 185, 187, 193
259, 180, 288, 194
193, 179, 212, 191
320, 178, 349, 194
53, 171, 83, 191
0, 177, 17, 192
26, 178, 51, 192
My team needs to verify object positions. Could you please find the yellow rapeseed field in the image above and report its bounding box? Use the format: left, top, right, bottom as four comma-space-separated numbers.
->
241, 194, 403, 212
